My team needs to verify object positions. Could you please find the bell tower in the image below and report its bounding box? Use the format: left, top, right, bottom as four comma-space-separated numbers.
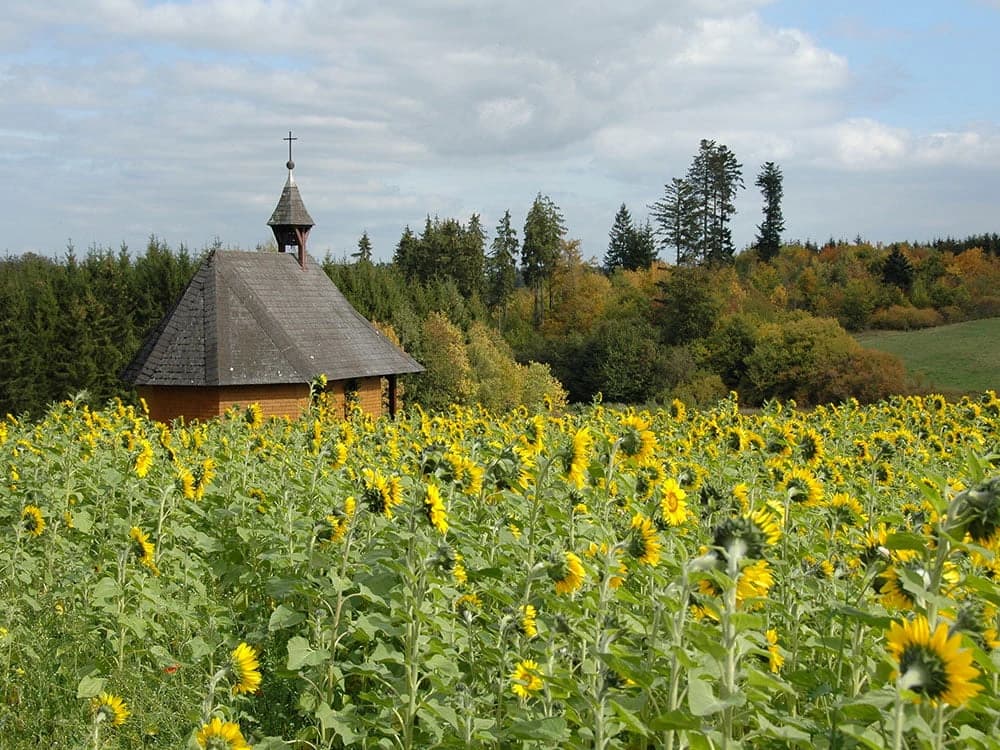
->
267, 131, 315, 268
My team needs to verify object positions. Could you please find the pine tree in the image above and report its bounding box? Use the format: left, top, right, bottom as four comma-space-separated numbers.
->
703, 142, 744, 264
604, 204, 633, 274
486, 210, 519, 329
650, 177, 699, 265
754, 162, 784, 261
521, 193, 566, 326
625, 219, 658, 271
353, 231, 373, 263
882, 245, 914, 290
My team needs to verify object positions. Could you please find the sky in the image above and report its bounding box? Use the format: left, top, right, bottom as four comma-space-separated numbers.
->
2, 0, 999, 264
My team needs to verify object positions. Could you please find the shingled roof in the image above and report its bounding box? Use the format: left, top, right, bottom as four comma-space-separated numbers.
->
267, 173, 314, 228
122, 250, 423, 386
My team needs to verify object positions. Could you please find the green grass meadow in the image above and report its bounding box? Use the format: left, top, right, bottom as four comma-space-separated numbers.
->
858, 317, 1000, 395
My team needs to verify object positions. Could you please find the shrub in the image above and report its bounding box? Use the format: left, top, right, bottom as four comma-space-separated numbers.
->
870, 305, 943, 330
744, 314, 857, 405
814, 348, 909, 404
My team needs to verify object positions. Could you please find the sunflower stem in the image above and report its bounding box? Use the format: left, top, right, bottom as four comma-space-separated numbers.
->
891, 690, 905, 750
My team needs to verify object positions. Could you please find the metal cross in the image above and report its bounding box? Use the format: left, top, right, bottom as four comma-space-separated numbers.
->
284, 130, 297, 163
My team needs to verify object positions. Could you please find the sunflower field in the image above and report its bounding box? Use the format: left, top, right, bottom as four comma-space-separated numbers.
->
2, 392, 1000, 749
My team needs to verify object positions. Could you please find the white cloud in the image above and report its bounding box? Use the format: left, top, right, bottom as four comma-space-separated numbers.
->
0, 0, 997, 258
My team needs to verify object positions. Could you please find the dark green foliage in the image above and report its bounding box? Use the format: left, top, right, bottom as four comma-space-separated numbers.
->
650, 177, 700, 265
688, 139, 744, 265
882, 245, 914, 290
604, 204, 633, 273
650, 141, 743, 266
392, 215, 486, 299
704, 313, 760, 390
931, 233, 1000, 256
655, 265, 723, 346
485, 210, 519, 328
754, 162, 784, 261
580, 317, 670, 404
352, 231, 373, 263
0, 238, 199, 417
604, 206, 658, 274
521, 193, 566, 325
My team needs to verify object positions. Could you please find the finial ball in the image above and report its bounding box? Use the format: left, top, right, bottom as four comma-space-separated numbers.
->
286, 160, 295, 170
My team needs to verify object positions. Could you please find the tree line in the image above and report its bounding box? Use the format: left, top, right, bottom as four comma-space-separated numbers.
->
3, 136, 1000, 416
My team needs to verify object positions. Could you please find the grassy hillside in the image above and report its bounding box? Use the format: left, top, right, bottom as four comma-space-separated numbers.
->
857, 317, 1000, 395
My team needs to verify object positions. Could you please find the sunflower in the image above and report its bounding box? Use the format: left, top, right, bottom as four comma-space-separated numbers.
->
634, 462, 663, 500
317, 496, 354, 544
878, 554, 959, 611
659, 478, 689, 526
134, 439, 154, 478
951, 478, 1000, 545
736, 560, 774, 606
361, 468, 403, 519
92, 692, 130, 727
826, 492, 868, 532
711, 507, 780, 564
519, 604, 538, 639
619, 414, 657, 463
244, 402, 264, 428
21, 505, 45, 536
230, 642, 262, 696
549, 551, 586, 595
565, 426, 593, 489
950, 600, 1000, 651
874, 462, 895, 486
423, 484, 449, 535
510, 659, 544, 699
177, 466, 196, 500
627, 514, 662, 566
522, 415, 546, 456
766, 629, 784, 673
196, 717, 251, 750
697, 559, 774, 612
129, 526, 159, 575
193, 457, 216, 499
796, 428, 825, 466
455, 592, 481, 617
669, 398, 687, 422
887, 615, 982, 706
780, 466, 823, 506
859, 523, 890, 566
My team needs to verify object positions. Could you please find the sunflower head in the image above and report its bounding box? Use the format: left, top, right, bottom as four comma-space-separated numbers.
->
618, 415, 657, 462
519, 604, 538, 639
244, 403, 264, 429
92, 692, 130, 727
423, 484, 449, 535
951, 599, 1000, 651
548, 551, 585, 595
129, 526, 159, 575
196, 716, 251, 750
230, 642, 262, 696
510, 659, 544, 699
951, 478, 1000, 544
626, 514, 662, 566
711, 509, 778, 564
20, 505, 45, 536
887, 615, 982, 706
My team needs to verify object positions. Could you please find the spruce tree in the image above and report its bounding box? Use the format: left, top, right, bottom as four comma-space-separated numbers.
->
521, 193, 566, 326
353, 231, 373, 263
604, 204, 633, 274
486, 210, 519, 329
754, 161, 784, 261
650, 177, 699, 265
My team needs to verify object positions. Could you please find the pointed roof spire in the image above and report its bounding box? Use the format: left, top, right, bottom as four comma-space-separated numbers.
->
268, 131, 315, 229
